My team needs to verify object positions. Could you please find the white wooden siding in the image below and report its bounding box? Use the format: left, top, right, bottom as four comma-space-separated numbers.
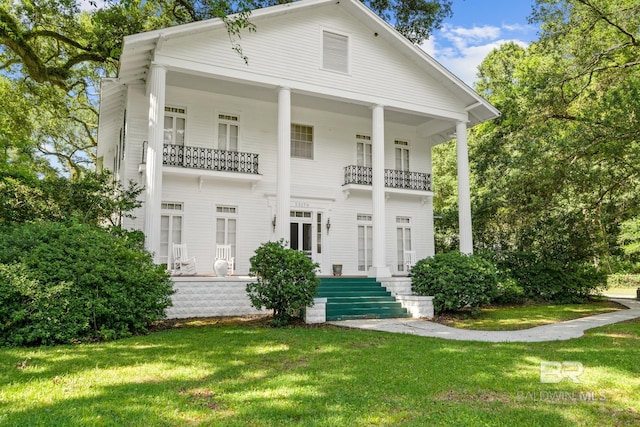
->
120, 82, 434, 275
157, 6, 465, 114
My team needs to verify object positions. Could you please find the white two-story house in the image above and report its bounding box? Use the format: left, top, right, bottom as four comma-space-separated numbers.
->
97, 0, 499, 278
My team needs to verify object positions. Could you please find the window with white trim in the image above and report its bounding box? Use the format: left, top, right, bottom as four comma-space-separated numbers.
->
160, 202, 184, 267
395, 139, 410, 170
217, 113, 239, 151
291, 124, 313, 159
396, 216, 412, 272
357, 214, 373, 272
322, 30, 348, 73
216, 205, 237, 260
356, 134, 372, 167
164, 106, 186, 146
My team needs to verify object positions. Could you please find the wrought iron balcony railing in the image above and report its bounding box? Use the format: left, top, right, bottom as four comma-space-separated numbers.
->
344, 165, 432, 191
141, 142, 260, 175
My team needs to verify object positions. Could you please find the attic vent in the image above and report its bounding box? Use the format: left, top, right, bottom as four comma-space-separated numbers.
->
218, 114, 238, 121
323, 31, 348, 73
165, 106, 186, 114
394, 139, 409, 146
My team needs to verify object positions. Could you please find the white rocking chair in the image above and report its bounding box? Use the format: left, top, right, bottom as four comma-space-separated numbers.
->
215, 244, 235, 275
172, 243, 197, 275
404, 250, 417, 273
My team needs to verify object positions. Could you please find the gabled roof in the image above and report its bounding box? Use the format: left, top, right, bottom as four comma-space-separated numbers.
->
115, 0, 498, 126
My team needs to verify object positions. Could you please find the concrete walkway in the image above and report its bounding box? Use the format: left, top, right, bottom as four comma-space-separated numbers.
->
328, 298, 640, 342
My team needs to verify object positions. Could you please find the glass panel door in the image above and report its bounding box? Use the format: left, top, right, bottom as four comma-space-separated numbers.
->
290, 211, 314, 260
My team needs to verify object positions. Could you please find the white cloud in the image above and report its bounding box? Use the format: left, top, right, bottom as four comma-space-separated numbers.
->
419, 24, 530, 87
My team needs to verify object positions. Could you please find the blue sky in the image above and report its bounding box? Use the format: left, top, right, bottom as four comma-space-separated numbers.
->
421, 0, 539, 86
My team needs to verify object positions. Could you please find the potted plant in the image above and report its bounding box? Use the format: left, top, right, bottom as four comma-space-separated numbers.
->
332, 264, 342, 276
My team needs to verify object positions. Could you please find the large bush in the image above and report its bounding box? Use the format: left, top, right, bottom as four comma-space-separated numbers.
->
247, 240, 319, 326
0, 222, 174, 346
494, 251, 606, 303
411, 251, 499, 313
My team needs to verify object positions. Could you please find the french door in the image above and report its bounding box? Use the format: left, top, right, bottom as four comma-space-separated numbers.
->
290, 211, 313, 258
289, 210, 323, 270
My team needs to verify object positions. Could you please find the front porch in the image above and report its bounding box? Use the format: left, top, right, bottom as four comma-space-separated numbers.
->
167, 276, 434, 321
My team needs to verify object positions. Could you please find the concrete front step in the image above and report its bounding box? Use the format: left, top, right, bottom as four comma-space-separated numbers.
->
318, 277, 410, 321
328, 311, 412, 321
317, 290, 392, 297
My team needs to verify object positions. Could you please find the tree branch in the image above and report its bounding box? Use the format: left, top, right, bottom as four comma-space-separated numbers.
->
576, 0, 638, 46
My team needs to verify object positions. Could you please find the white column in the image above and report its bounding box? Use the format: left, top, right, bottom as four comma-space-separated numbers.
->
370, 104, 391, 277
425, 144, 435, 257
144, 64, 166, 262
456, 121, 473, 254
275, 87, 291, 243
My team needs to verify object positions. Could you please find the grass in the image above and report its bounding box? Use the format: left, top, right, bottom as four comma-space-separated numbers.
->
604, 286, 638, 297
434, 300, 625, 331
1, 315, 639, 426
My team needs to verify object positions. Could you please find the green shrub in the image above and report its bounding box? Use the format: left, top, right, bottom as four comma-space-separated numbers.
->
411, 251, 499, 313
607, 274, 640, 289
475, 250, 525, 305
0, 222, 174, 346
495, 251, 606, 303
247, 240, 319, 326
493, 276, 526, 305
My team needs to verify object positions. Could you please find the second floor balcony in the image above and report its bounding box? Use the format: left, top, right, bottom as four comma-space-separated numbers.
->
141, 142, 260, 177
343, 165, 432, 192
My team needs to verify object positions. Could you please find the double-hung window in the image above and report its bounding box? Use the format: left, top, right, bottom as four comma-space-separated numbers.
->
160, 202, 184, 267
356, 134, 372, 167
357, 214, 373, 272
217, 114, 239, 151
396, 216, 412, 272
216, 205, 237, 260
291, 124, 313, 159
164, 106, 186, 146
395, 140, 410, 171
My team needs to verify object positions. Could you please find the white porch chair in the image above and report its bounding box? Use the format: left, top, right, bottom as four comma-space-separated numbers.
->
404, 250, 417, 273
215, 244, 235, 275
172, 243, 197, 275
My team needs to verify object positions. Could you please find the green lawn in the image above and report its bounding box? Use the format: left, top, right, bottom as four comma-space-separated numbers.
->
435, 300, 624, 331
1, 315, 639, 426
605, 286, 638, 297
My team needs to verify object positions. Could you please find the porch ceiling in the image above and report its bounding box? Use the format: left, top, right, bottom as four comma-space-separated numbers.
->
165, 71, 445, 130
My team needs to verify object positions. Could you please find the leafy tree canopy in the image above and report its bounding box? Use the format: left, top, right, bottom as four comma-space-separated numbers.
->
435, 0, 640, 271
0, 0, 452, 175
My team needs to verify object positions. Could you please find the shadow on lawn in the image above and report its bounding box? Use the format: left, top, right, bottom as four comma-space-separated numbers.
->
1, 318, 639, 426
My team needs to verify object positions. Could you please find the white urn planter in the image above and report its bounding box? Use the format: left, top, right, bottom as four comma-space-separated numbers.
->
214, 259, 229, 277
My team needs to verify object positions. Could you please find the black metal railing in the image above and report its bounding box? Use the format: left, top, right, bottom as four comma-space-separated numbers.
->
344, 165, 431, 191
141, 142, 260, 175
